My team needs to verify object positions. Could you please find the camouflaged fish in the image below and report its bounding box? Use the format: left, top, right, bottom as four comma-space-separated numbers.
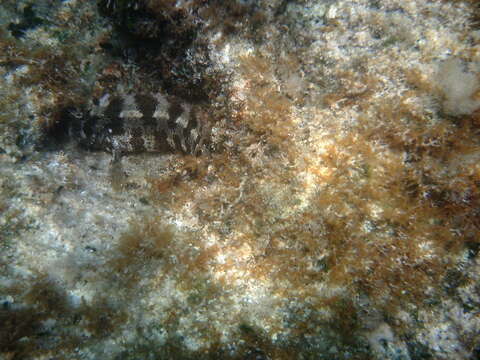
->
69, 89, 211, 159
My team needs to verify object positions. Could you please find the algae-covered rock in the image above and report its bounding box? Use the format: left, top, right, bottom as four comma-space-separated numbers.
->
1, 0, 479, 359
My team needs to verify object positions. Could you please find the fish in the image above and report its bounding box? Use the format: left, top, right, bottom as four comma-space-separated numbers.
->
69, 89, 211, 160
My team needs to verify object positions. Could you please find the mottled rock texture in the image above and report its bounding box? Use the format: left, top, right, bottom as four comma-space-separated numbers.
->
1, 0, 479, 359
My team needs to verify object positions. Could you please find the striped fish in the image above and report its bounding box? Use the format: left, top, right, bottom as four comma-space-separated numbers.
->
71, 90, 211, 159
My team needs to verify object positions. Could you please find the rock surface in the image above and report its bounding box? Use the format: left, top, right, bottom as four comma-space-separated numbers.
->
1, 0, 479, 359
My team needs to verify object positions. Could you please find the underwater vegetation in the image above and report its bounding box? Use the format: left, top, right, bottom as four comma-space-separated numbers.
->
1, 0, 480, 359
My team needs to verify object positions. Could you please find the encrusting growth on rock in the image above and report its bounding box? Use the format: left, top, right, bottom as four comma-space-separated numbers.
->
1, 0, 480, 359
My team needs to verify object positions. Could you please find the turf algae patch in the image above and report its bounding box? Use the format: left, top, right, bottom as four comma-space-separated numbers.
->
2, 0, 480, 359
